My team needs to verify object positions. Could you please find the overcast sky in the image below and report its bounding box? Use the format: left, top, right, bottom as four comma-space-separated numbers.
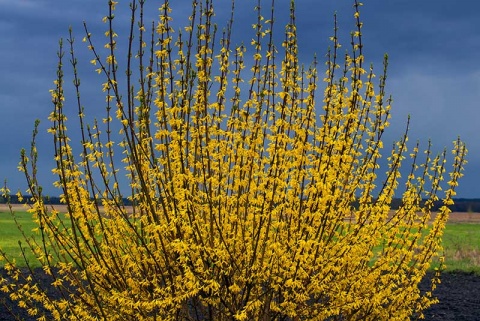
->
1, 0, 479, 198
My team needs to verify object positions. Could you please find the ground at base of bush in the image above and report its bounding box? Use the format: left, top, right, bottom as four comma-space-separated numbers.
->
419, 271, 480, 321
0, 269, 479, 320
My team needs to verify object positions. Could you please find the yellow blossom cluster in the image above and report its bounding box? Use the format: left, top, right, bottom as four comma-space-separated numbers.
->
0, 0, 467, 320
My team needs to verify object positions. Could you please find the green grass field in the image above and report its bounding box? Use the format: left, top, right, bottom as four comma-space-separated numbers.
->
441, 223, 480, 273
1, 210, 479, 273
0, 210, 45, 267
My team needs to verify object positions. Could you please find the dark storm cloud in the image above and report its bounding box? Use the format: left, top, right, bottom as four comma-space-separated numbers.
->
1, 0, 479, 197
275, 1, 480, 198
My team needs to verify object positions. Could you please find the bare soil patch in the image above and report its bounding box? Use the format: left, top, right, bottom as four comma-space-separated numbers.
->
419, 271, 480, 321
443, 211, 480, 223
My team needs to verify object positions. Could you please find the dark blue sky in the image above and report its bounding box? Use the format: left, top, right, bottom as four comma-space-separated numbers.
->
1, 0, 479, 198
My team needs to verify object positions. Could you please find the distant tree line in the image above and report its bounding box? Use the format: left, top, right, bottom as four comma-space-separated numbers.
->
1, 195, 479, 212
389, 198, 480, 213
0, 195, 134, 206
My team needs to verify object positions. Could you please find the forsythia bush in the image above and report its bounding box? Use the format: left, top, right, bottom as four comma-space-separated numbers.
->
0, 0, 467, 320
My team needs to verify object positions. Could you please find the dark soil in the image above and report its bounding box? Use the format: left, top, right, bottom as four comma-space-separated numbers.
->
418, 271, 480, 321
1, 269, 479, 320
